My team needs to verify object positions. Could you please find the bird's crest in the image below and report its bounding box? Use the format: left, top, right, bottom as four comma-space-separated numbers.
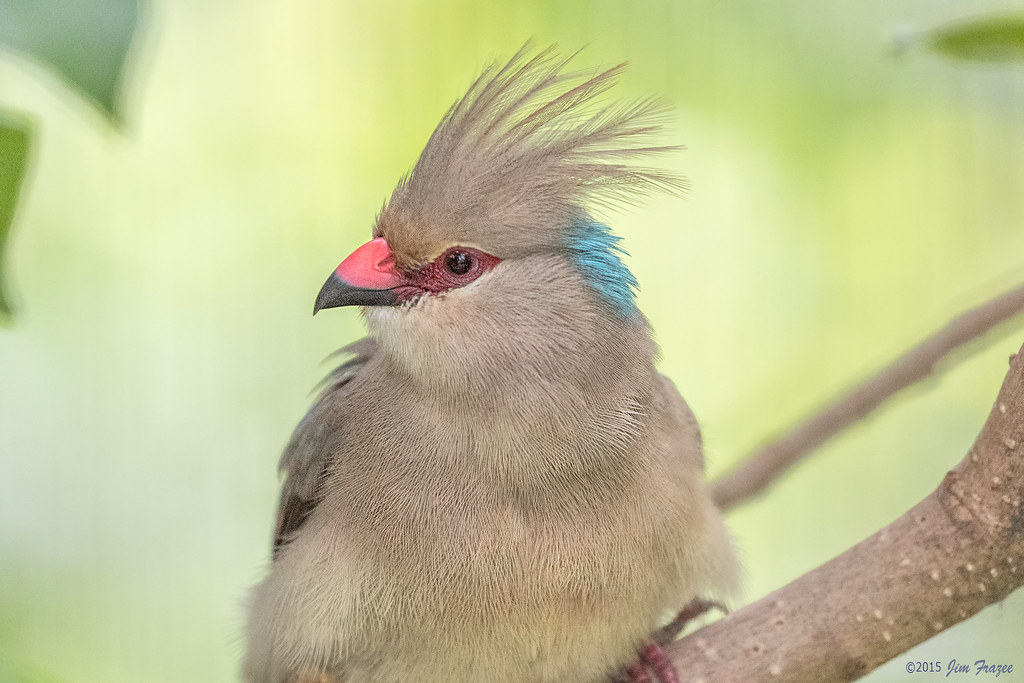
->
375, 45, 686, 270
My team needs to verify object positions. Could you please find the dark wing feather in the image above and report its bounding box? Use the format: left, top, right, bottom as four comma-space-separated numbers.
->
272, 337, 377, 559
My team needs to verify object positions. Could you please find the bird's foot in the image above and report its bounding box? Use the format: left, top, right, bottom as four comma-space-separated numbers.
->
622, 641, 679, 683
616, 597, 727, 682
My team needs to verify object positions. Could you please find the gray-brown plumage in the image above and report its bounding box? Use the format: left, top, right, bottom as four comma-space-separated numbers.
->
243, 46, 736, 683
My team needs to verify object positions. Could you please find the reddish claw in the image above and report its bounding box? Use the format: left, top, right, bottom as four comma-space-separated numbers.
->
620, 597, 727, 682
621, 641, 678, 683
641, 642, 679, 683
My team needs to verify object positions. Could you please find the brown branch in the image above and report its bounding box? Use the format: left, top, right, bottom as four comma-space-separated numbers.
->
673, 341, 1024, 682
712, 281, 1024, 511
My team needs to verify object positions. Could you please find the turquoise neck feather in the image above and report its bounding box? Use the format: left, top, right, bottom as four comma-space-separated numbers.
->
563, 218, 639, 319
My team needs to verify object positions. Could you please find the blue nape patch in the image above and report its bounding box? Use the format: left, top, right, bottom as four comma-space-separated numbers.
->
563, 218, 639, 318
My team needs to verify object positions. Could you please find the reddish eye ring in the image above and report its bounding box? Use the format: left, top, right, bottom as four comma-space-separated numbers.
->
402, 246, 501, 298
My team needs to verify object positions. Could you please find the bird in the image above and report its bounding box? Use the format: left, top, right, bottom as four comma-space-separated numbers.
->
242, 46, 737, 683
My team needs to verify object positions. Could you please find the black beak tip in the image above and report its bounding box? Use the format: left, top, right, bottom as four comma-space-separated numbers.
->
314, 272, 347, 315
313, 270, 402, 313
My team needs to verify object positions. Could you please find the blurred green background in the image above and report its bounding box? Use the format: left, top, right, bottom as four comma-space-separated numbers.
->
2, 1, 1024, 681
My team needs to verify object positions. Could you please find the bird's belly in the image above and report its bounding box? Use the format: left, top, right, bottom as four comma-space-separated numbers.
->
247, 497, 688, 683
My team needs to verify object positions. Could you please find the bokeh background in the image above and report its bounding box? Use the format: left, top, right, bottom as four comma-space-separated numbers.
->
2, 1, 1024, 681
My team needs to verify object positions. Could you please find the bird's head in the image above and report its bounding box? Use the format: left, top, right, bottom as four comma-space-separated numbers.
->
314, 47, 684, 393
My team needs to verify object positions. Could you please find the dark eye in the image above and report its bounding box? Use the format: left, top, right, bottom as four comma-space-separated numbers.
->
445, 250, 473, 275
417, 247, 500, 294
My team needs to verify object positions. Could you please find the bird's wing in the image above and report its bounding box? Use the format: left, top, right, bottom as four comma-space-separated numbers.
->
655, 372, 706, 473
271, 337, 377, 559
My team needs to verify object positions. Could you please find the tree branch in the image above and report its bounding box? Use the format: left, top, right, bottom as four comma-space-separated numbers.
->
673, 341, 1024, 681
712, 281, 1024, 511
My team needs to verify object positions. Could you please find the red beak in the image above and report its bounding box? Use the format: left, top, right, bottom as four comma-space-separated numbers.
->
314, 238, 406, 313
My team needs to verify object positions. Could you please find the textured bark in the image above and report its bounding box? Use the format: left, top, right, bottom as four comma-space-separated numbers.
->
671, 344, 1024, 681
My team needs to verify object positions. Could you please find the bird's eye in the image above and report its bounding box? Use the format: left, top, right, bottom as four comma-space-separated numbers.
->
414, 246, 499, 295
446, 250, 473, 275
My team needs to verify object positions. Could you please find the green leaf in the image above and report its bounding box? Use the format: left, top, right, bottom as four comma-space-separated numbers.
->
0, 0, 139, 122
926, 14, 1024, 62
0, 111, 32, 323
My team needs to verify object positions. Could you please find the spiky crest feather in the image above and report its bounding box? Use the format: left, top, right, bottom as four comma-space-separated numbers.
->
374, 45, 686, 268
